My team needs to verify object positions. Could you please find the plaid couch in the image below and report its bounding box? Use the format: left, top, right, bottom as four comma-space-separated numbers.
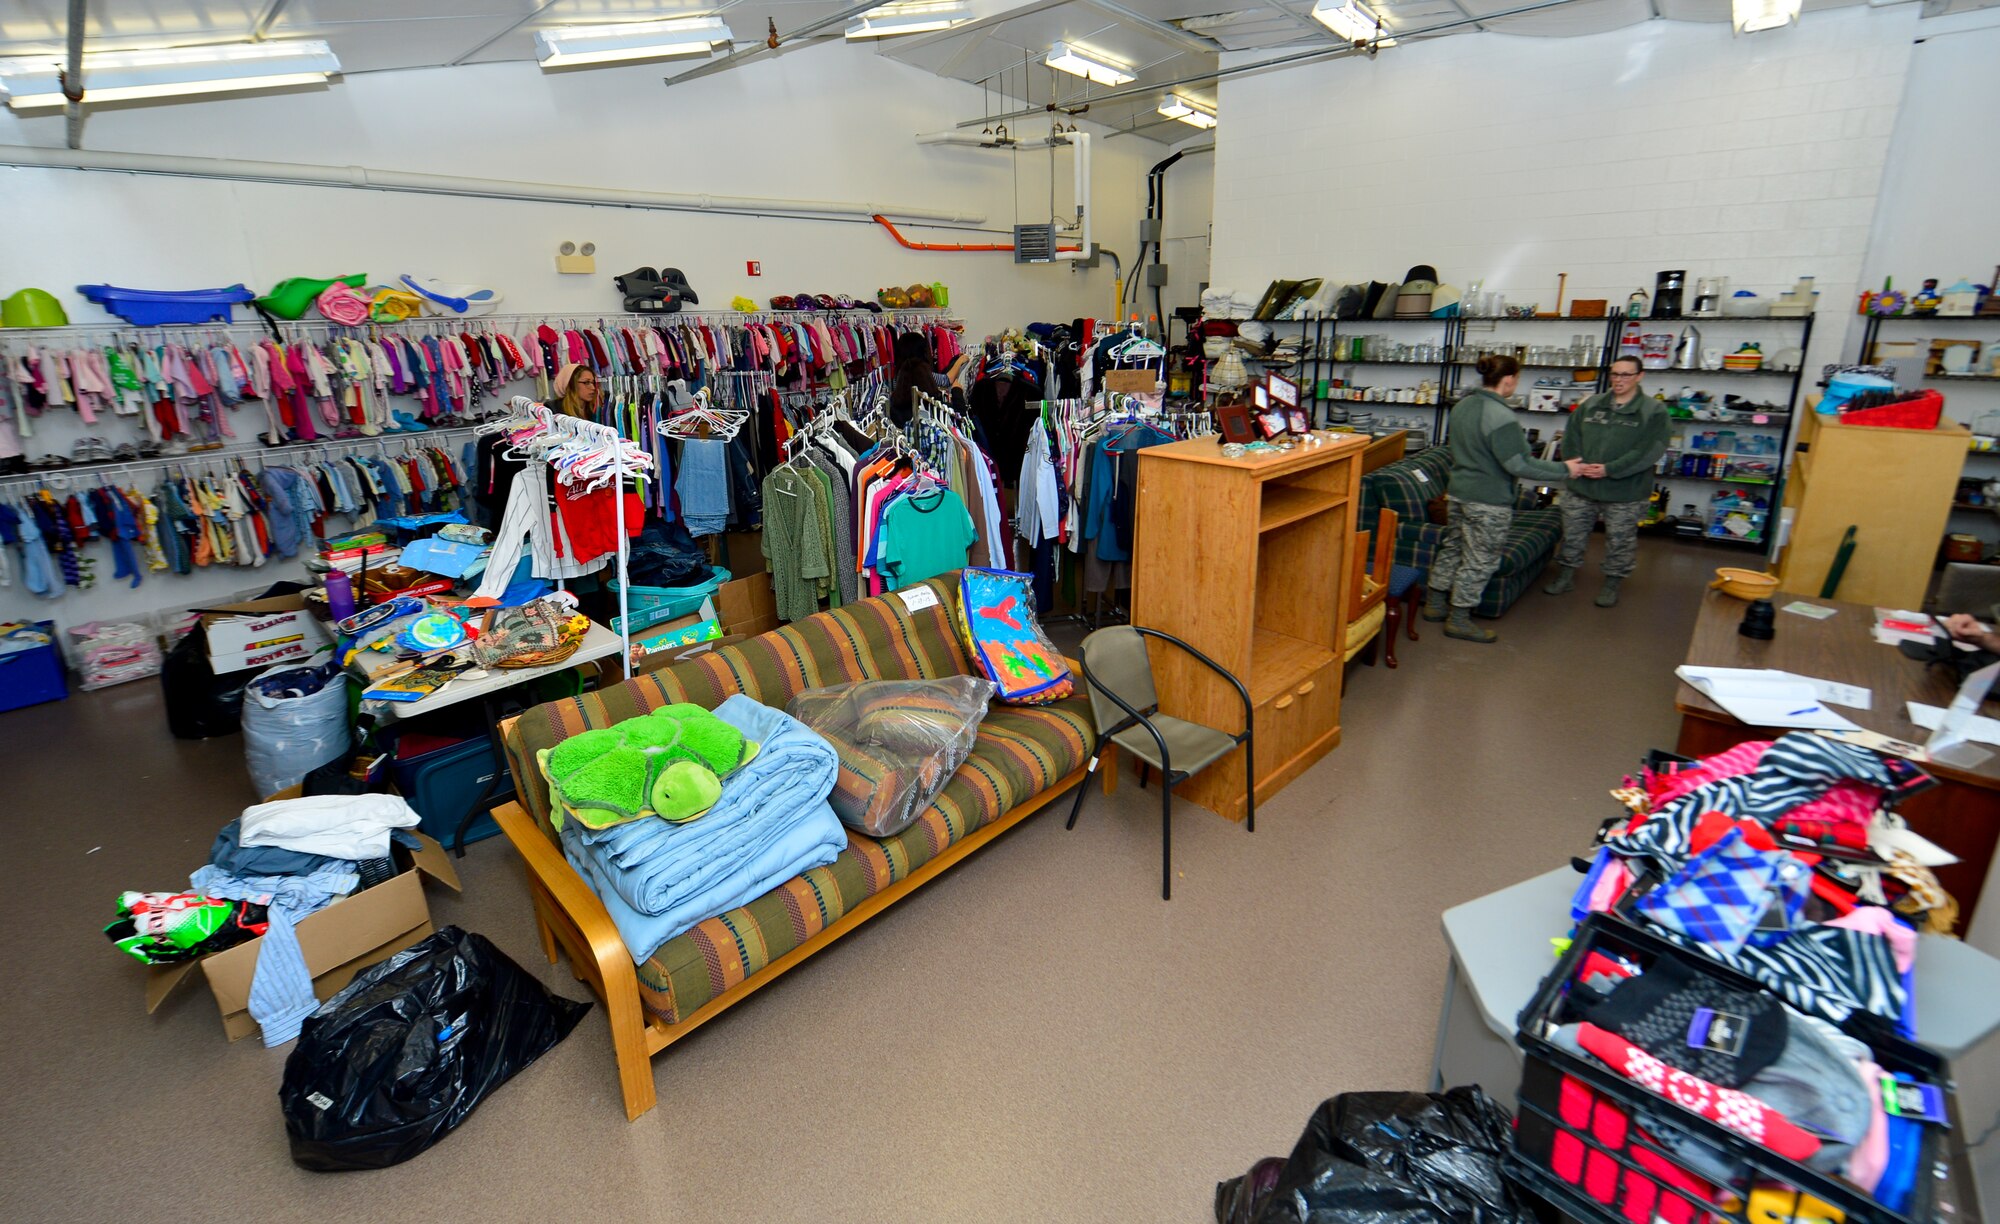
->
1358, 446, 1562, 618
500, 573, 1092, 1026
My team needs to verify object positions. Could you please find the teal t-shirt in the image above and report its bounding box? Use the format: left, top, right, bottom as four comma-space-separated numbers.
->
878, 488, 977, 590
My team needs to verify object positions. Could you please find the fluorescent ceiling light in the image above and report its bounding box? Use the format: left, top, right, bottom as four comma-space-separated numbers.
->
0, 40, 339, 111
1732, 0, 1800, 34
534, 17, 731, 67
1309, 1, 1394, 46
1157, 93, 1216, 129
1045, 42, 1134, 87
847, 2, 972, 39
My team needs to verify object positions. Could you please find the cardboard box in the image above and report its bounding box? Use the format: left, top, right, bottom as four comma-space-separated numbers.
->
712, 573, 778, 637
718, 530, 764, 579
144, 832, 462, 1041
636, 631, 747, 675
199, 595, 332, 674
629, 599, 722, 665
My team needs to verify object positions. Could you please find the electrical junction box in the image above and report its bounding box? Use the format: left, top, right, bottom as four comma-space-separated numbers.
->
1145, 264, 1171, 288
1138, 219, 1163, 243
1013, 224, 1056, 264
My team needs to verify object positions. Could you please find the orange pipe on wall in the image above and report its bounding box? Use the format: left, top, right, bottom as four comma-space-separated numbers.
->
873, 214, 1078, 253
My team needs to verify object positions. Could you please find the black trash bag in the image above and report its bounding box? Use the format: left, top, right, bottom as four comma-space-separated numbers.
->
1215, 1087, 1529, 1224
161, 580, 308, 740
1216, 1156, 1289, 1224
280, 926, 589, 1171
161, 624, 249, 739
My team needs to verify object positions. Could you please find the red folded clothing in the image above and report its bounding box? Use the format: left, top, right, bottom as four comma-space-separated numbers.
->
1575, 1023, 1822, 1162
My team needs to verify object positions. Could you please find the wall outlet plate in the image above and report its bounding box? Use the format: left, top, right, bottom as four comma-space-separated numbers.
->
556, 254, 596, 275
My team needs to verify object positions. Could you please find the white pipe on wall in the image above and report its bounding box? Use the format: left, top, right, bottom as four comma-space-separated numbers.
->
1055, 131, 1093, 263
0, 144, 986, 224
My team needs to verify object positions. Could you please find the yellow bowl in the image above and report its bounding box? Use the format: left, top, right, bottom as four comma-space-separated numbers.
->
1710, 567, 1779, 600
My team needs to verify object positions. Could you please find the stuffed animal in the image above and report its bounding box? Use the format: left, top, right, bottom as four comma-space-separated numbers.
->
538, 703, 760, 830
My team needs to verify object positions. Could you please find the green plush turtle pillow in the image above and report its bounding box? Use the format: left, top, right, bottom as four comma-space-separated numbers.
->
538, 703, 759, 831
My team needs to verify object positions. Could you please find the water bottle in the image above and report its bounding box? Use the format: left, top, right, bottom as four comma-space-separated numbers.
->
325, 568, 356, 622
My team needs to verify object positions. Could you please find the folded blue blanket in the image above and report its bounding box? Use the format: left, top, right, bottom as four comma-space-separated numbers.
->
562, 694, 846, 963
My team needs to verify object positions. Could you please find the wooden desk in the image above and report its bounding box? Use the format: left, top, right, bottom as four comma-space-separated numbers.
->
1675, 588, 2000, 922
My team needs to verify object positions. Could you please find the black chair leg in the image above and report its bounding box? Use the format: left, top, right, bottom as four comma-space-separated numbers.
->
1137, 762, 1150, 790
1244, 733, 1256, 834
1161, 784, 1173, 900
1066, 741, 1101, 831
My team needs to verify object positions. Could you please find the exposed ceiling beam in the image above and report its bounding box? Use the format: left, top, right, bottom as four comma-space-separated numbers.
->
1077, 0, 1229, 54
251, 0, 291, 42
450, 0, 564, 67
931, 27, 993, 78
1244, 0, 1343, 45
1440, 0, 1488, 34
956, 0, 1593, 126
663, 1, 890, 88
870, 0, 1072, 57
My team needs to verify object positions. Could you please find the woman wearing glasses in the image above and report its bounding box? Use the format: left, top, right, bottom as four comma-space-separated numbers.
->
1545, 355, 1668, 607
555, 364, 602, 420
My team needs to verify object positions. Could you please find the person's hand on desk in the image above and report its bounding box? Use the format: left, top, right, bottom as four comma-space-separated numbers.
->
1942, 613, 2000, 654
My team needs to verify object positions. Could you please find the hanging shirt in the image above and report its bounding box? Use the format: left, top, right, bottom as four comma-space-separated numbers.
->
876, 487, 976, 592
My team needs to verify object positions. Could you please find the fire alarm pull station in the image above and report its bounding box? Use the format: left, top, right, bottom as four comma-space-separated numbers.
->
746, 261, 762, 277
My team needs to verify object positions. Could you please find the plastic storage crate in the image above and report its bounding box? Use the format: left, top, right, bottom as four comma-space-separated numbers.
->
390, 735, 512, 846
0, 621, 69, 712
1507, 916, 1977, 1224
607, 566, 729, 634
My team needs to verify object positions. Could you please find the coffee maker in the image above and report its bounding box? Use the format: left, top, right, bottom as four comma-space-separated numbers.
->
1692, 276, 1726, 317
1652, 270, 1686, 319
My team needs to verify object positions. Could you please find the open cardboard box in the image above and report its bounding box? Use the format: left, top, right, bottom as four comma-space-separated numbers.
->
712, 573, 778, 638
199, 594, 332, 675
143, 796, 461, 1042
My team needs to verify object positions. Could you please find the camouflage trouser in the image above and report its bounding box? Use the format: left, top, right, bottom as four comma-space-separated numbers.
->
1432, 497, 1513, 610
1558, 494, 1646, 579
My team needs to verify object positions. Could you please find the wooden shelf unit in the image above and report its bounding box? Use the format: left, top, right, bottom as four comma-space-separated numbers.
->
1131, 434, 1366, 822
1774, 396, 1970, 608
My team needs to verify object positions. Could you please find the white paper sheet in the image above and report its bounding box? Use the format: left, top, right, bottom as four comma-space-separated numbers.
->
1676, 666, 1863, 731
1906, 702, 2000, 747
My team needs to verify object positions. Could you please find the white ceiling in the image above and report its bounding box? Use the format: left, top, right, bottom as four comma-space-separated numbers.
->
0, 0, 1989, 139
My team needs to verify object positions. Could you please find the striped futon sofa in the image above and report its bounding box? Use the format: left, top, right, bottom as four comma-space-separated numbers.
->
1357, 445, 1562, 618
494, 573, 1093, 1119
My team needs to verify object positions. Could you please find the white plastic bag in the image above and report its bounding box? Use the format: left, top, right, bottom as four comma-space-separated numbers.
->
242, 649, 352, 798
787, 677, 994, 837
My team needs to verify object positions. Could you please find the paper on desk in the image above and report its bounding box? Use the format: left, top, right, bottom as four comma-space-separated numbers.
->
1679, 665, 1870, 710
1906, 702, 2000, 747
1676, 666, 1863, 731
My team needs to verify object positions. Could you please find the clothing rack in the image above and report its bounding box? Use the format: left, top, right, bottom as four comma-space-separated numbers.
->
482, 396, 651, 677
0, 307, 959, 341
0, 422, 484, 489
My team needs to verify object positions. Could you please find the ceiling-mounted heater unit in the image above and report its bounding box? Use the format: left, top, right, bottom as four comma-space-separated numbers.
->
1013, 223, 1056, 264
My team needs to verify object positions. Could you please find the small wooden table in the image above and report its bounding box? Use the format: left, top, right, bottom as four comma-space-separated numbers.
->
1675, 588, 2000, 922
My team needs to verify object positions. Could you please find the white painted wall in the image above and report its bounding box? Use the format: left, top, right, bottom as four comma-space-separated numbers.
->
1857, 13, 2000, 551
0, 41, 1198, 638
1858, 11, 2000, 296
1211, 8, 1920, 378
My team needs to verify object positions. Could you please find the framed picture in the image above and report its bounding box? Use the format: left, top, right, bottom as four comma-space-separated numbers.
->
1267, 372, 1300, 408
1217, 404, 1256, 444
1257, 408, 1291, 439
1286, 407, 1311, 434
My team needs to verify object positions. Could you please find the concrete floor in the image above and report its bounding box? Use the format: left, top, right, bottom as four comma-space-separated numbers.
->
0, 536, 1721, 1223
